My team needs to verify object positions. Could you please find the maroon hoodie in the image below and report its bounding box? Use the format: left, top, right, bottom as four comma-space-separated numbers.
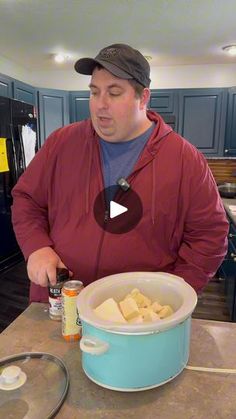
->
11, 111, 228, 302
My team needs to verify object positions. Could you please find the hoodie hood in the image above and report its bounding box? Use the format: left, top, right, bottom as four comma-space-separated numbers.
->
146, 110, 173, 152
128, 110, 173, 174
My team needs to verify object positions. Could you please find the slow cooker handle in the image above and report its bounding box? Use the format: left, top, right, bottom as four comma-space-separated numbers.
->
80, 335, 110, 355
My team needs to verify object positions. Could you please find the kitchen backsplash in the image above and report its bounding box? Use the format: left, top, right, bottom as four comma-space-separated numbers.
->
207, 159, 236, 184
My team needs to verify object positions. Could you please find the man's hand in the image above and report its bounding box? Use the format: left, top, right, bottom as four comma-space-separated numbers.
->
27, 247, 73, 287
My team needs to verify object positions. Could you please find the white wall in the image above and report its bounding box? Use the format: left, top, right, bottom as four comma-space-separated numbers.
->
1, 54, 236, 90
0, 55, 34, 85
150, 64, 236, 89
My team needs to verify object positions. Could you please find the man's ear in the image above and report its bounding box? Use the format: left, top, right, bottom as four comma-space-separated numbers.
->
140, 88, 151, 110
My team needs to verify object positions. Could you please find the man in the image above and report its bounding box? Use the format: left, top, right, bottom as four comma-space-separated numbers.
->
11, 43, 228, 302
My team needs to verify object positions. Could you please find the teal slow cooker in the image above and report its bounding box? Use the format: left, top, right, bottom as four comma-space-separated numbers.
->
77, 272, 197, 392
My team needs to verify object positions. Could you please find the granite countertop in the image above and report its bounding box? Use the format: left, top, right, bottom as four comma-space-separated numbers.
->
222, 197, 236, 225
207, 156, 236, 159
1, 303, 236, 419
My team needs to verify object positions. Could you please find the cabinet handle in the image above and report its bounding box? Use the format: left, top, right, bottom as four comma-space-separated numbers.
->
230, 252, 236, 262
229, 233, 236, 238
225, 149, 229, 153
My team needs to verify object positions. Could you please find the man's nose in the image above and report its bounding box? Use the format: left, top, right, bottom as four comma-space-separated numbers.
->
98, 93, 109, 109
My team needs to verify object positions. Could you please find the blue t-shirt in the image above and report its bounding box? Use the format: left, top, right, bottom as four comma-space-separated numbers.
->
99, 123, 155, 203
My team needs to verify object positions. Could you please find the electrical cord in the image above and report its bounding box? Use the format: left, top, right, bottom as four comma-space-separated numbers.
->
186, 365, 236, 374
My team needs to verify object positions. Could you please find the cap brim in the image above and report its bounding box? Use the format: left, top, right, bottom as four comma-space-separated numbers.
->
74, 58, 133, 80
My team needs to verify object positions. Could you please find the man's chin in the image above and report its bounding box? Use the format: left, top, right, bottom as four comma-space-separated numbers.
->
95, 127, 118, 142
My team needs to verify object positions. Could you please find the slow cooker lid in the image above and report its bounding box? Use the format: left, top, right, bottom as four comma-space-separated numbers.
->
0, 352, 69, 418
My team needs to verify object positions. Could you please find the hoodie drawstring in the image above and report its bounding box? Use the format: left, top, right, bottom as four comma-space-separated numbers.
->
151, 159, 156, 225
85, 140, 93, 214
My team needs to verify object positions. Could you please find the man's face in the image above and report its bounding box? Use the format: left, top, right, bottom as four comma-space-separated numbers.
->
89, 68, 148, 142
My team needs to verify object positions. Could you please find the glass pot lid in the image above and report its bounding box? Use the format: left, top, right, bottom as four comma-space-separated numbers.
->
0, 352, 69, 419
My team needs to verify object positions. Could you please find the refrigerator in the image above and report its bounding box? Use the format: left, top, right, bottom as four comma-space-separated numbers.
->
0, 95, 38, 271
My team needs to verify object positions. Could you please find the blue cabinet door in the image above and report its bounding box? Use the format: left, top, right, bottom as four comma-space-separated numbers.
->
13, 80, 36, 105
0, 73, 13, 98
149, 90, 176, 113
149, 90, 178, 130
69, 91, 90, 122
38, 88, 69, 146
178, 89, 227, 156
225, 87, 236, 156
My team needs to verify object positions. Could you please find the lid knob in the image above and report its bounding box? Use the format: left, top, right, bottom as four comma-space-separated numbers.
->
1, 365, 21, 384
0, 365, 27, 390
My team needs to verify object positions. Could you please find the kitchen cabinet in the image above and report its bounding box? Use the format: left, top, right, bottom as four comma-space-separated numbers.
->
37, 88, 69, 145
218, 260, 236, 322
69, 91, 90, 122
224, 87, 236, 156
69, 88, 227, 155
226, 222, 236, 320
0, 74, 36, 104
0, 73, 13, 98
178, 88, 227, 156
13, 80, 36, 106
149, 90, 178, 130
149, 90, 177, 114
218, 201, 236, 321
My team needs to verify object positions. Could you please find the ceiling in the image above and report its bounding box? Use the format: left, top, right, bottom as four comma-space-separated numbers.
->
0, 0, 236, 73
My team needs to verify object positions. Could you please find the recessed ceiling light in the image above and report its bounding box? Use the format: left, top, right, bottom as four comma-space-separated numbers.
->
54, 54, 65, 63
54, 53, 71, 63
222, 45, 236, 56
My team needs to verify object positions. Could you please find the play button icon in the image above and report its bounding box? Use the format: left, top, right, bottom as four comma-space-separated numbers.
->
110, 201, 128, 219
93, 185, 143, 234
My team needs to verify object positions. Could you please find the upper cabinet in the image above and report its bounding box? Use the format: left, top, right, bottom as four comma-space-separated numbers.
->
13, 80, 36, 105
69, 91, 90, 122
0, 73, 36, 105
178, 89, 227, 156
224, 87, 236, 156
37, 88, 69, 146
149, 90, 178, 131
69, 88, 230, 156
149, 90, 177, 114
0, 73, 13, 98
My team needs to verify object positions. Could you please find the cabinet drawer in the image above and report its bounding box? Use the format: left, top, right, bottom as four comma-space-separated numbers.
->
149, 91, 175, 113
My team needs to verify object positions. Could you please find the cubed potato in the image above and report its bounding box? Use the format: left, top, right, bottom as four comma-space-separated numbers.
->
94, 298, 126, 323
119, 297, 140, 321
130, 289, 151, 308
94, 288, 174, 324
158, 305, 174, 319
151, 301, 163, 313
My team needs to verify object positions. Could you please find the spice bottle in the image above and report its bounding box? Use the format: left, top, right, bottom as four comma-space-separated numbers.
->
48, 268, 70, 321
